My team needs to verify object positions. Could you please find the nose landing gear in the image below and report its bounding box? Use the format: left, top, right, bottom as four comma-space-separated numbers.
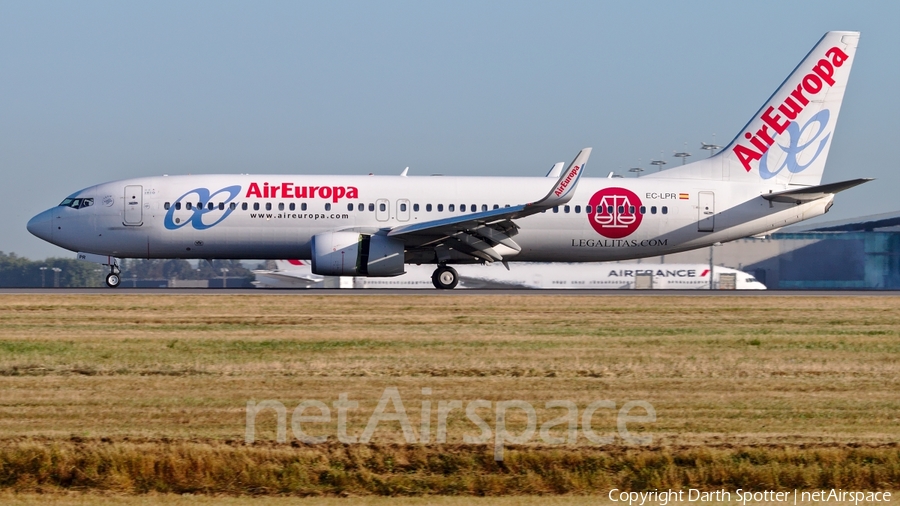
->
105, 266, 121, 288
431, 265, 459, 289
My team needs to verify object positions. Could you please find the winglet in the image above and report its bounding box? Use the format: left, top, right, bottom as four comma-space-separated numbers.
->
545, 162, 564, 178
528, 148, 591, 209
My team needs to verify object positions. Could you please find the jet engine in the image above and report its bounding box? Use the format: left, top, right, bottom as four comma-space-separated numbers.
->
310, 231, 405, 277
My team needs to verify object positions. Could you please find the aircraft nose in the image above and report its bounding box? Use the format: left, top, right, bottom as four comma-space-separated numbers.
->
26, 209, 53, 242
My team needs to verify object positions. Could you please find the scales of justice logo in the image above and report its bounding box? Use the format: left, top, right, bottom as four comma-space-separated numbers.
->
587, 187, 643, 239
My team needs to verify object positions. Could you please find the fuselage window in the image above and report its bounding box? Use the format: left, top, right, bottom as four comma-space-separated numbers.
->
437, 204, 444, 212
586, 205, 592, 213
617, 206, 624, 214
607, 206, 613, 213
504, 204, 510, 208
253, 203, 260, 211
302, 203, 308, 211
358, 203, 364, 211
640, 206, 646, 214
662, 206, 668, 214
564, 205, 570, 213
164, 202, 170, 210
266, 203, 272, 211
241, 203, 247, 211
197, 202, 202, 209
347, 203, 353, 211
368, 203, 375, 212
400, 203, 407, 212
482, 204, 488, 212
208, 203, 215, 210
289, 203, 295, 211
218, 202, 224, 210
413, 203, 420, 212
574, 205, 581, 213
81, 198, 93, 208
651, 206, 657, 214
426, 204, 433, 212
176, 202, 182, 211
460, 204, 466, 212
186, 202, 193, 210
229, 203, 236, 210
493, 205, 499, 210
449, 204, 455, 212
278, 203, 284, 211
326, 203, 332, 211
378, 203, 385, 212
629, 206, 635, 214
553, 206, 559, 213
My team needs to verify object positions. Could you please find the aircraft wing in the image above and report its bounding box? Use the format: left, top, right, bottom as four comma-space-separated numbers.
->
762, 178, 873, 204
386, 148, 591, 263
251, 270, 323, 288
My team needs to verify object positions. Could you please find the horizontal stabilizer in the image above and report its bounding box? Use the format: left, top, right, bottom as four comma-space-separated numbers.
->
762, 178, 872, 204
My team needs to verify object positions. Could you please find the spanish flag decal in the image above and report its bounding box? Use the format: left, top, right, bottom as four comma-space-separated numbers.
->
679, 193, 689, 200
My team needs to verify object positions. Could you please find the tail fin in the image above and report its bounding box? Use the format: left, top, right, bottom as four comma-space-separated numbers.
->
653, 31, 859, 185
277, 259, 311, 272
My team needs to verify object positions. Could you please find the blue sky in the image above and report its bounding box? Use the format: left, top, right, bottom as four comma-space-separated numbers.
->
2, 1, 898, 259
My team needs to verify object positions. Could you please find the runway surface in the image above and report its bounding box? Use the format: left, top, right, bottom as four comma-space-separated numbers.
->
2, 288, 899, 296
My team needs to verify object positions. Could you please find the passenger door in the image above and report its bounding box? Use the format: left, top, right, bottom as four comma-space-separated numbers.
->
124, 185, 143, 226
698, 191, 714, 232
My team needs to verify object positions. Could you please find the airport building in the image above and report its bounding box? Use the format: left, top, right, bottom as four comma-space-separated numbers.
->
645, 212, 900, 289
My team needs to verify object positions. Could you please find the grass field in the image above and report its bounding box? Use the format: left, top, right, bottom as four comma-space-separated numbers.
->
0, 293, 898, 499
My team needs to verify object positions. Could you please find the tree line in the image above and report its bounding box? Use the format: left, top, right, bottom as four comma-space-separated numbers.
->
0, 252, 259, 287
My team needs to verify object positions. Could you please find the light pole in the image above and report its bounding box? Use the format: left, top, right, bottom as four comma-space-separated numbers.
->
39, 266, 48, 288
701, 135, 721, 157
51, 267, 61, 288
629, 167, 644, 178
650, 159, 667, 172
221, 268, 229, 289
673, 143, 691, 165
708, 242, 721, 290
131, 273, 137, 288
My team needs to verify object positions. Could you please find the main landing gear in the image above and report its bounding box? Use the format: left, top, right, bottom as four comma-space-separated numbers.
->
431, 265, 459, 290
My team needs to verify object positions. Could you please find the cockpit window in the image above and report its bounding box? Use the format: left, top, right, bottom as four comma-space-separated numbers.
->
58, 198, 93, 209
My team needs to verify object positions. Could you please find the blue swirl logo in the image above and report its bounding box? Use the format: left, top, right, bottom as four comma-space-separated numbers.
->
163, 186, 242, 230
759, 109, 831, 179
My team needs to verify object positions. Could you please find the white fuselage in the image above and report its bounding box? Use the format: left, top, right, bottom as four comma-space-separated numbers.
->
255, 261, 767, 290
29, 173, 831, 264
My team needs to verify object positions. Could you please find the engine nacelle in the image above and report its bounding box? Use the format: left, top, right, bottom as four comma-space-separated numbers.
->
310, 232, 405, 277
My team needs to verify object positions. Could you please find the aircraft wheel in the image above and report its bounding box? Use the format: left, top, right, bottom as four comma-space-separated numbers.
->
432, 266, 459, 289
106, 273, 121, 288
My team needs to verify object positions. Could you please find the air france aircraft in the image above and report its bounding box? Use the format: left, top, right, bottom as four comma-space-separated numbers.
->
254, 260, 767, 290
28, 31, 869, 289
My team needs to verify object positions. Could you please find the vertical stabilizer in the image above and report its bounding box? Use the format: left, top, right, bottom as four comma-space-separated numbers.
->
651, 32, 859, 185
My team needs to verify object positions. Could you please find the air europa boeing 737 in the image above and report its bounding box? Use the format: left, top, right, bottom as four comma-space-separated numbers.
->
28, 31, 870, 289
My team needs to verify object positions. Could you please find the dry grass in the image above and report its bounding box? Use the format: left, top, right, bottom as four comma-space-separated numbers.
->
0, 294, 898, 496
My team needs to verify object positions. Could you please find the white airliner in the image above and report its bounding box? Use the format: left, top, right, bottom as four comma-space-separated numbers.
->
27, 32, 869, 289
254, 260, 767, 290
